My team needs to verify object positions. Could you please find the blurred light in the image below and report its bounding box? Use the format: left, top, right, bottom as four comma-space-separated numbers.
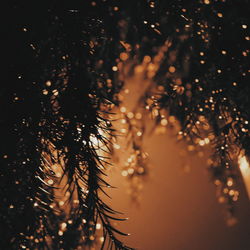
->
122, 170, 128, 177
112, 66, 118, 71
120, 107, 127, 113
161, 119, 168, 126
238, 155, 250, 199
169, 66, 176, 73
227, 178, 233, 187
199, 140, 205, 146
120, 52, 129, 61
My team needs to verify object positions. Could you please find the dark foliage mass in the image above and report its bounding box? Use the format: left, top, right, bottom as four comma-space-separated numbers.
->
2, 0, 249, 249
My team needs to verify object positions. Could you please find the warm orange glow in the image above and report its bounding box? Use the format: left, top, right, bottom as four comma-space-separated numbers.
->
238, 155, 250, 199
